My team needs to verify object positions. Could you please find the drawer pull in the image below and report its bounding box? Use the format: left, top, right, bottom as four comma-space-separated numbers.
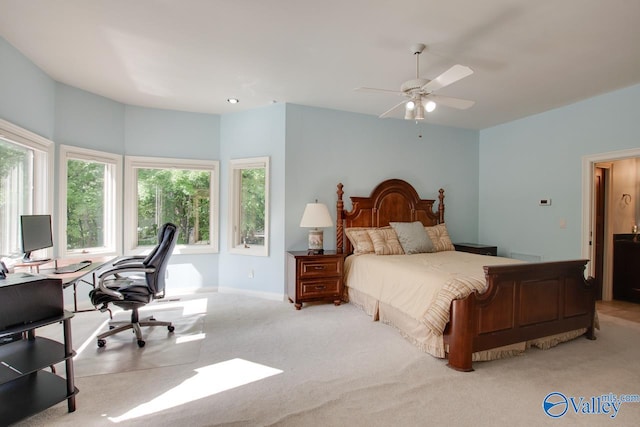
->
313, 266, 326, 270
314, 285, 326, 290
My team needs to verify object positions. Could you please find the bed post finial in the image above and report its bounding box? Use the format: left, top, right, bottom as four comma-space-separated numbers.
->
438, 188, 445, 224
337, 183, 344, 253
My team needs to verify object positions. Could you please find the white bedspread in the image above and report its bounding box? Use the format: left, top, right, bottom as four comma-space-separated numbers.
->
344, 251, 523, 335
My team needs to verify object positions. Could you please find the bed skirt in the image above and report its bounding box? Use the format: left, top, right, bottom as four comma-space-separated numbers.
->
346, 286, 589, 362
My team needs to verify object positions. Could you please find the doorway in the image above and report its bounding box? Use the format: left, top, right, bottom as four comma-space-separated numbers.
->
582, 148, 640, 301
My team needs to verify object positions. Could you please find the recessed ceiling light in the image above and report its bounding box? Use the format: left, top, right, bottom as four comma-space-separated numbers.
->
227, 98, 239, 104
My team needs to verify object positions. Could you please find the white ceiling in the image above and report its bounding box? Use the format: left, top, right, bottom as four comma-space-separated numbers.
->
1, 0, 639, 130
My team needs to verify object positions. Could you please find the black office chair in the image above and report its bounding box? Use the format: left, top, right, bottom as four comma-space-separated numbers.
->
89, 222, 178, 348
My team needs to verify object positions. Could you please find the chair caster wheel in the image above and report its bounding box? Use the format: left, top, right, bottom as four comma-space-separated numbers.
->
137, 339, 145, 348
109, 325, 115, 330
168, 325, 175, 332
97, 339, 106, 348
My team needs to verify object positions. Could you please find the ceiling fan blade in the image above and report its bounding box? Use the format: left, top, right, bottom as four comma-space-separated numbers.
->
428, 94, 475, 110
355, 87, 404, 95
379, 99, 408, 118
421, 64, 473, 93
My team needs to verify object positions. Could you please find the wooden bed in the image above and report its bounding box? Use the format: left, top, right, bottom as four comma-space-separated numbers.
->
336, 179, 597, 371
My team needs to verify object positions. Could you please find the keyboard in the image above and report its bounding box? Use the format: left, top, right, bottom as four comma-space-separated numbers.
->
54, 260, 91, 274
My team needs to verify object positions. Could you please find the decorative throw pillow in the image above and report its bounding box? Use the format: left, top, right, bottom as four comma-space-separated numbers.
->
345, 227, 375, 255
390, 221, 435, 254
367, 227, 404, 255
425, 223, 455, 252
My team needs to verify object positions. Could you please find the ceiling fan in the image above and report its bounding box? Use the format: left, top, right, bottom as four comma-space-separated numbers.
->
356, 44, 475, 120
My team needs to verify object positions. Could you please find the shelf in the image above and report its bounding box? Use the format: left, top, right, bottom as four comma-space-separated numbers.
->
0, 337, 73, 385
0, 276, 76, 423
0, 311, 73, 339
0, 370, 78, 425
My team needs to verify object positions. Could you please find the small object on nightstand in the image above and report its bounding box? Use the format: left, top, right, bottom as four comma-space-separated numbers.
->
454, 243, 497, 256
287, 251, 347, 310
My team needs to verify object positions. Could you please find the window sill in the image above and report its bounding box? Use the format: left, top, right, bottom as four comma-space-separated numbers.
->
229, 245, 268, 257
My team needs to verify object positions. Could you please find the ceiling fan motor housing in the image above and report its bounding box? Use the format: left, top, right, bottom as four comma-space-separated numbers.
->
401, 78, 430, 93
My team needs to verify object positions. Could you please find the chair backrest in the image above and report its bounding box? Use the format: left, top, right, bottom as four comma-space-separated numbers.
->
142, 223, 178, 295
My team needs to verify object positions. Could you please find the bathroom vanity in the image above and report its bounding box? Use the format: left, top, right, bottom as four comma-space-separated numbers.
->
613, 234, 640, 303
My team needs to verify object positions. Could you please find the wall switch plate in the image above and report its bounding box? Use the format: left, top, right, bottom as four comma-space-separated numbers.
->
539, 199, 552, 206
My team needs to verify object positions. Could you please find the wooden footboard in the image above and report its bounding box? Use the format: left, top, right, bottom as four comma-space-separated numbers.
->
444, 259, 596, 371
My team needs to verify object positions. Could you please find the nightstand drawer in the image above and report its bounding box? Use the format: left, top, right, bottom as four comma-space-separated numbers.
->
299, 258, 342, 278
300, 278, 341, 297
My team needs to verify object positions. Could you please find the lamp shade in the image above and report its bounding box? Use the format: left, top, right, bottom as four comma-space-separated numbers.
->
299, 203, 333, 228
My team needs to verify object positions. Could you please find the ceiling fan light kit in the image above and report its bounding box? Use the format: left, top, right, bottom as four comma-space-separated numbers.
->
356, 43, 475, 120
424, 100, 436, 112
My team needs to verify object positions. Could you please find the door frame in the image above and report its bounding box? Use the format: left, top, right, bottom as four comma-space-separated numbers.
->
582, 147, 640, 300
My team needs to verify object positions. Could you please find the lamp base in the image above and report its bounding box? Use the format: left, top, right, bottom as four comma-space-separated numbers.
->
307, 229, 324, 255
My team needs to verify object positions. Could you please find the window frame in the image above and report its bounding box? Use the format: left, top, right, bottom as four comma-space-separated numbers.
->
124, 155, 220, 255
0, 119, 54, 259
58, 144, 122, 257
228, 156, 270, 257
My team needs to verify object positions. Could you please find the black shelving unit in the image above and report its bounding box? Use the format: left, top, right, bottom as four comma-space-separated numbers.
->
0, 311, 77, 425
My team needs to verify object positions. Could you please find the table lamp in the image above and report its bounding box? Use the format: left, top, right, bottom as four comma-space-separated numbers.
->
299, 201, 333, 254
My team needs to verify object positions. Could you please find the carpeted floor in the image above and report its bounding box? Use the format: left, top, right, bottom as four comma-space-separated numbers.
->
73, 299, 206, 377
15, 292, 640, 426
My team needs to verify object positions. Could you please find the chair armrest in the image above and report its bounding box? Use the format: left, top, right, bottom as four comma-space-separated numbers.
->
108, 260, 146, 278
97, 265, 157, 300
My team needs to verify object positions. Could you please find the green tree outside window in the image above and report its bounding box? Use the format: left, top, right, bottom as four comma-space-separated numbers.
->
136, 168, 211, 246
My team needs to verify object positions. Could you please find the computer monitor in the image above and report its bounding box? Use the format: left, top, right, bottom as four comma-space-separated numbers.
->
20, 214, 53, 262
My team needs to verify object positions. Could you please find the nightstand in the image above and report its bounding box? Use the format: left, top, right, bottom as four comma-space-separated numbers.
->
286, 251, 347, 310
453, 243, 497, 256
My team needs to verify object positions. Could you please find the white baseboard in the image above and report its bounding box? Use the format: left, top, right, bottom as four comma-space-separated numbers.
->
156, 286, 286, 302
217, 286, 286, 302
165, 286, 218, 297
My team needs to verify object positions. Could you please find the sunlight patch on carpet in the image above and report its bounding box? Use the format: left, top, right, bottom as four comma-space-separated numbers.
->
107, 358, 283, 423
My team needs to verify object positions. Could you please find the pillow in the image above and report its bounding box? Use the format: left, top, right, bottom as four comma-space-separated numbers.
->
345, 227, 375, 255
367, 227, 404, 255
390, 221, 434, 254
425, 223, 455, 252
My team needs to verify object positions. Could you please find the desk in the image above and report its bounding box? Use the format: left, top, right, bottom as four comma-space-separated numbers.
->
16, 256, 115, 312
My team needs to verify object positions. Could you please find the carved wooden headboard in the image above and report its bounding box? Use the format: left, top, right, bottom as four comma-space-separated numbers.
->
336, 179, 444, 254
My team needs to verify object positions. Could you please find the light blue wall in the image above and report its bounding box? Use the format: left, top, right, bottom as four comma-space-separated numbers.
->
54, 83, 125, 153
219, 104, 287, 297
124, 106, 219, 158
479, 83, 640, 260
284, 104, 480, 252
0, 37, 55, 138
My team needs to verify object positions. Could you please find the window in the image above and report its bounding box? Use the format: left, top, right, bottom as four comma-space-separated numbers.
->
58, 145, 122, 257
0, 120, 53, 259
229, 157, 270, 256
125, 156, 219, 254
